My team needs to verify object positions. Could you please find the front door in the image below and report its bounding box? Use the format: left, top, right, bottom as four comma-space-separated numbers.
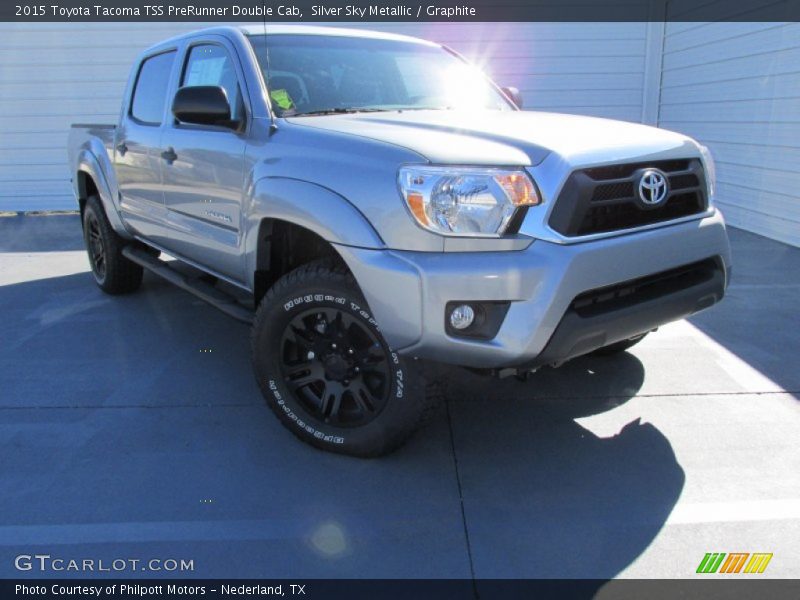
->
159, 39, 249, 282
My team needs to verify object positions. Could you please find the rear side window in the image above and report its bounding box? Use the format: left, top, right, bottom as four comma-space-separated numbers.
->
181, 44, 244, 122
131, 51, 176, 125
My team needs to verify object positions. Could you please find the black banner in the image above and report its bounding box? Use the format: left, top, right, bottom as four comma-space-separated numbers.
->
4, 579, 800, 600
3, 0, 800, 22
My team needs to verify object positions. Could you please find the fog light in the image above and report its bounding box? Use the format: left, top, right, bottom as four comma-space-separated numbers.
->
449, 304, 475, 330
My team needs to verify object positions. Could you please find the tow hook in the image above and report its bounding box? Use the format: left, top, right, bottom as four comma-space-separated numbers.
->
495, 367, 538, 380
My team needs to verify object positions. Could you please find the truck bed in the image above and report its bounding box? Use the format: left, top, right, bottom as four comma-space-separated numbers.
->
70, 123, 115, 129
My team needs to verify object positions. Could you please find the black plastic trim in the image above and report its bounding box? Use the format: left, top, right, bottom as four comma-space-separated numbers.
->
121, 246, 254, 324
505, 206, 529, 235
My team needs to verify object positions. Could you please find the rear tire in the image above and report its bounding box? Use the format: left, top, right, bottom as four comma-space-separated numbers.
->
592, 333, 648, 356
82, 195, 143, 295
251, 261, 428, 457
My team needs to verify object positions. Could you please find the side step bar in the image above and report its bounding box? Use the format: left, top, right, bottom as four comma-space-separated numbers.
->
122, 246, 254, 324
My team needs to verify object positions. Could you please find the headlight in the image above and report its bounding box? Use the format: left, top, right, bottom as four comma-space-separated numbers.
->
398, 166, 540, 236
698, 144, 716, 200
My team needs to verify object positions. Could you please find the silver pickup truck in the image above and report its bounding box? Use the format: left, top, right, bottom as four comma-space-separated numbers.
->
68, 25, 731, 456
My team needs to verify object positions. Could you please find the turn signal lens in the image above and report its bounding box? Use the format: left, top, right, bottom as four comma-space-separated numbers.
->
496, 173, 537, 206
698, 144, 717, 201
406, 192, 429, 226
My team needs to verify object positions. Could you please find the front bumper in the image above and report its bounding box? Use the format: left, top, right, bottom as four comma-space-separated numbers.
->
335, 211, 731, 369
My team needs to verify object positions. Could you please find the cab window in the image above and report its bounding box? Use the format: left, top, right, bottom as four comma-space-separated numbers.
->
130, 51, 176, 125
180, 44, 245, 123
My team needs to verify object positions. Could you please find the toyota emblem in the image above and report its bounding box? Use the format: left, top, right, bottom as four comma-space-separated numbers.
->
638, 169, 669, 206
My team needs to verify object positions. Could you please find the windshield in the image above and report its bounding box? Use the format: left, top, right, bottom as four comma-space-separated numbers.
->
247, 34, 514, 116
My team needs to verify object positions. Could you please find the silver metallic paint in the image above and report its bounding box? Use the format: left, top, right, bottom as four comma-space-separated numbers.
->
338, 212, 730, 365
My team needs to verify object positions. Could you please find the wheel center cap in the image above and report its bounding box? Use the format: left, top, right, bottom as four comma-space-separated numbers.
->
323, 355, 349, 381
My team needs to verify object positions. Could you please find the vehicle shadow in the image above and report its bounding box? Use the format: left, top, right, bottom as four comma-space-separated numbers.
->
1, 268, 683, 583
438, 355, 685, 586
0, 268, 258, 410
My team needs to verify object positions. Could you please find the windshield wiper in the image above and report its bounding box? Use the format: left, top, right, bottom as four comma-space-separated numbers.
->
291, 107, 391, 117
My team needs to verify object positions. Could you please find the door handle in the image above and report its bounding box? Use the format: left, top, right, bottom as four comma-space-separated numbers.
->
161, 147, 178, 164
116, 142, 128, 156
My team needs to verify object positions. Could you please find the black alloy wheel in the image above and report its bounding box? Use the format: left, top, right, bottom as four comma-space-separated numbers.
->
81, 195, 143, 295
280, 307, 392, 427
251, 260, 430, 457
85, 211, 107, 282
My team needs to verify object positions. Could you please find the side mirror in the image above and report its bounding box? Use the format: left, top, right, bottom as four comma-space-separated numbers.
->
172, 86, 237, 128
501, 86, 523, 109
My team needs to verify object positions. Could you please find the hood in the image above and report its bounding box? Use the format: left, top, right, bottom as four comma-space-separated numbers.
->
286, 109, 699, 167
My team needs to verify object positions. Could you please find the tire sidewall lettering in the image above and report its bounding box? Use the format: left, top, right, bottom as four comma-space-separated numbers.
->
284, 294, 345, 312
268, 378, 345, 445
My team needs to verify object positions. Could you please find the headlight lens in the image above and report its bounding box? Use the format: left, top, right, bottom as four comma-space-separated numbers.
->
398, 166, 540, 236
698, 144, 716, 200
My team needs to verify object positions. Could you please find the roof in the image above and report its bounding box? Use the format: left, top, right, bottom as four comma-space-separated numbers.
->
235, 24, 436, 46
141, 25, 438, 59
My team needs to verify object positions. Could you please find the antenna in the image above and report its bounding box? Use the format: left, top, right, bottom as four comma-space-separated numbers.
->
262, 8, 277, 132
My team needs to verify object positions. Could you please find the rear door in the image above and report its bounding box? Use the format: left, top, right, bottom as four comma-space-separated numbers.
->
115, 49, 177, 247
159, 37, 250, 282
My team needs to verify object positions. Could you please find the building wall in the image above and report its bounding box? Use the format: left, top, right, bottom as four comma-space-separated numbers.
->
0, 22, 215, 212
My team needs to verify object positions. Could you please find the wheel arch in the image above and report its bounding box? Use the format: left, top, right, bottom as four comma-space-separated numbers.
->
250, 218, 350, 305
74, 150, 129, 237
244, 176, 385, 301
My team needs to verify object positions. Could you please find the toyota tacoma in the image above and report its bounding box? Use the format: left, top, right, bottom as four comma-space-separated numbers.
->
68, 25, 731, 456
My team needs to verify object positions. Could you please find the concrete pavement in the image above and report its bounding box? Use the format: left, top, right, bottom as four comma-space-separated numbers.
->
0, 214, 797, 584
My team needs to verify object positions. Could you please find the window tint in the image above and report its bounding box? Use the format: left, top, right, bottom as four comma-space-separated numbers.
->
131, 51, 176, 125
181, 44, 244, 122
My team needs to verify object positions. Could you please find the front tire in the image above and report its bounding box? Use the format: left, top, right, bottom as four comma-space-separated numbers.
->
251, 261, 426, 457
82, 195, 143, 295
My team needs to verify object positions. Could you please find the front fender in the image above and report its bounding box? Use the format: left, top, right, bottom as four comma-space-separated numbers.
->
243, 176, 385, 289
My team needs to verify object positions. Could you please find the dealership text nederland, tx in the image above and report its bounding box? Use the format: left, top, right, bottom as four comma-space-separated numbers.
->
29, 4, 477, 19
16, 584, 303, 596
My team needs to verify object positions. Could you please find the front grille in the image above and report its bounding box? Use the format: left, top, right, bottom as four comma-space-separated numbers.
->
592, 181, 633, 202
572, 258, 720, 318
549, 159, 708, 236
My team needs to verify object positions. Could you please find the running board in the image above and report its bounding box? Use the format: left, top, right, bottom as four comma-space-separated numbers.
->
122, 246, 254, 324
